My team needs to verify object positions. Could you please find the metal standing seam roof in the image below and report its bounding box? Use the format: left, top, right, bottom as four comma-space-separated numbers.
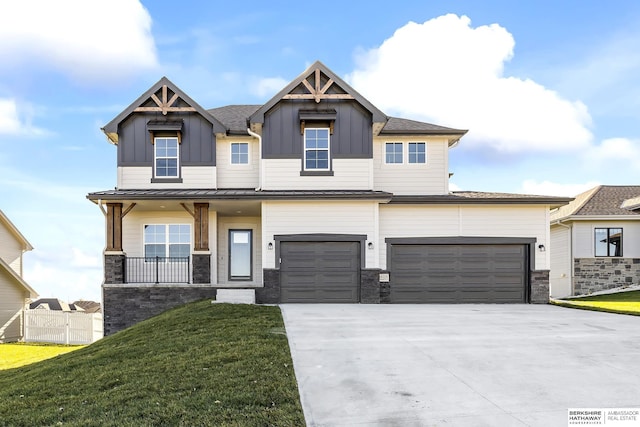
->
87, 189, 394, 201
551, 185, 640, 221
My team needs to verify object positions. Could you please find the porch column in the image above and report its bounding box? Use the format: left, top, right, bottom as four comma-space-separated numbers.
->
106, 203, 123, 251
192, 203, 211, 284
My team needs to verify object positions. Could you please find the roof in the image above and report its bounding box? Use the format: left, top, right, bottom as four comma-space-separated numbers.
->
72, 300, 102, 313
29, 298, 75, 311
0, 209, 33, 252
102, 76, 227, 143
87, 189, 394, 201
0, 257, 38, 298
551, 185, 640, 221
207, 105, 261, 135
380, 117, 467, 137
391, 191, 573, 208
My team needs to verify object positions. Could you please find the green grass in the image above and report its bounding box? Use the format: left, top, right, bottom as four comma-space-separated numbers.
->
0, 343, 83, 370
0, 301, 305, 427
552, 290, 640, 316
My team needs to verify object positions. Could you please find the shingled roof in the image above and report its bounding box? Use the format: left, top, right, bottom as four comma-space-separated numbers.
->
380, 117, 467, 136
551, 185, 640, 221
208, 105, 261, 134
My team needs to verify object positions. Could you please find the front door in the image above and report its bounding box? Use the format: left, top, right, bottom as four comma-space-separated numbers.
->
229, 229, 252, 281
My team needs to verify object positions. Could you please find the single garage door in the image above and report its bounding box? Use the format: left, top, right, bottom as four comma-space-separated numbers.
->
280, 241, 360, 303
390, 244, 527, 303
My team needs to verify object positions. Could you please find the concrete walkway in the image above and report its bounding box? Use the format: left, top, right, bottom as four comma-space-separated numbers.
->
281, 304, 640, 426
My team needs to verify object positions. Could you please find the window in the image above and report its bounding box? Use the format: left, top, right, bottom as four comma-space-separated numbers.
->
304, 128, 330, 170
144, 224, 191, 259
408, 142, 426, 163
385, 142, 403, 164
231, 142, 249, 164
154, 137, 179, 178
595, 228, 622, 257
229, 230, 252, 280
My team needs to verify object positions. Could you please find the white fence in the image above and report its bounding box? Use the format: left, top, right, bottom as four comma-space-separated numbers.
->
24, 310, 103, 345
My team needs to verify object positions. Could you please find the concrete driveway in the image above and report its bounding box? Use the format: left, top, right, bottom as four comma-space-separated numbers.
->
280, 304, 640, 426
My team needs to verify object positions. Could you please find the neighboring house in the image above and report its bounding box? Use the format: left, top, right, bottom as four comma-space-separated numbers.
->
0, 210, 38, 342
29, 298, 85, 312
87, 61, 571, 335
73, 300, 102, 313
550, 185, 640, 297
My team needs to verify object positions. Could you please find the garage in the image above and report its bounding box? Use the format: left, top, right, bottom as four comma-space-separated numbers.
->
280, 240, 361, 303
388, 239, 532, 303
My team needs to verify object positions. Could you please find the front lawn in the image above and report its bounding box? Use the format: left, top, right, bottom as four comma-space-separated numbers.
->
0, 343, 83, 370
0, 301, 305, 427
552, 290, 640, 316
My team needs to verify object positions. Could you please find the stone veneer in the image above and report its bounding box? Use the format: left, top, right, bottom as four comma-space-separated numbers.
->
256, 269, 280, 304
360, 269, 381, 303
192, 254, 211, 284
574, 258, 640, 295
102, 286, 216, 335
530, 270, 550, 304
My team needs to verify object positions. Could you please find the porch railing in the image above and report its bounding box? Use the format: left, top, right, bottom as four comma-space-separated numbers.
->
125, 257, 190, 284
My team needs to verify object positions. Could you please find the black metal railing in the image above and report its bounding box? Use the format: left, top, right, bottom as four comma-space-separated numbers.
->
125, 257, 190, 284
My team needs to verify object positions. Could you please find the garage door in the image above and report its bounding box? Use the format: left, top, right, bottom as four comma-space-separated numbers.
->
280, 241, 360, 303
390, 244, 527, 303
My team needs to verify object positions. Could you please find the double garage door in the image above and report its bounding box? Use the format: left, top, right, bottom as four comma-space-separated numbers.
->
279, 240, 528, 303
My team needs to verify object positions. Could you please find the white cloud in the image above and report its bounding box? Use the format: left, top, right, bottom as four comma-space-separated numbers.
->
0, 0, 158, 81
519, 180, 600, 197
348, 14, 593, 153
252, 77, 289, 98
584, 137, 640, 168
0, 98, 46, 135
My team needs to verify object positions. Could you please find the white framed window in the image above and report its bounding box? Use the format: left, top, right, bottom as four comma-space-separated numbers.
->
385, 142, 403, 164
154, 137, 179, 178
231, 142, 249, 165
408, 142, 426, 163
144, 224, 191, 259
304, 128, 330, 170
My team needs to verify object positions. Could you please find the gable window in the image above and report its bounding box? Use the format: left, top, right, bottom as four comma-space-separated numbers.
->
154, 137, 179, 178
144, 224, 191, 258
385, 142, 403, 164
304, 128, 330, 170
595, 228, 622, 257
231, 142, 249, 164
408, 142, 426, 163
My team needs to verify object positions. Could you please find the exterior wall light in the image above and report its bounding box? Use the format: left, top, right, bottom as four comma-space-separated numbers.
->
267, 242, 274, 250
367, 242, 374, 250
538, 244, 546, 252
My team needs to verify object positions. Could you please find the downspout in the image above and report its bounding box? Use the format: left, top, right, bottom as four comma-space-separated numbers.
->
247, 127, 263, 191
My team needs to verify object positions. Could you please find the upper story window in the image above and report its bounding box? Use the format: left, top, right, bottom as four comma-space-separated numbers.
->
595, 228, 622, 257
408, 142, 426, 163
231, 142, 249, 164
144, 224, 191, 258
154, 137, 179, 178
385, 142, 403, 164
304, 128, 330, 170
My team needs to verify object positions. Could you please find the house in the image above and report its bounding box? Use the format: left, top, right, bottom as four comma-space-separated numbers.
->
29, 298, 84, 312
550, 185, 640, 297
87, 61, 571, 335
0, 209, 38, 342
72, 300, 102, 313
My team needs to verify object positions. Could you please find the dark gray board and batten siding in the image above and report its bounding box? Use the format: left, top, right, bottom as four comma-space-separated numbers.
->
262, 100, 373, 159
118, 113, 216, 167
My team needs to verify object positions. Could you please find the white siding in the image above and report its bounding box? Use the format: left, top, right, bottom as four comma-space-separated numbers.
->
216, 217, 262, 286
117, 166, 216, 189
0, 273, 27, 342
373, 137, 449, 195
262, 201, 378, 269
572, 220, 640, 258
379, 204, 549, 270
550, 225, 572, 298
216, 138, 259, 189
0, 222, 22, 275
262, 159, 372, 190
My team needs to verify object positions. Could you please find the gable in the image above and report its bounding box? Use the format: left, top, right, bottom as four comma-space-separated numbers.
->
0, 258, 37, 299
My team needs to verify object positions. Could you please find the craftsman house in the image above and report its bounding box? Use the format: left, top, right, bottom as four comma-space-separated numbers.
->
88, 61, 571, 335
550, 185, 640, 297
0, 209, 38, 342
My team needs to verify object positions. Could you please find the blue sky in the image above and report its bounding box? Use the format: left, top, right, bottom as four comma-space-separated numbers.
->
1, 0, 639, 302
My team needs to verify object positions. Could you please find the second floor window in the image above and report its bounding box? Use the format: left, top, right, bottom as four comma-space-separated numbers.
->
155, 137, 179, 178
595, 228, 622, 257
408, 142, 426, 163
385, 142, 403, 164
304, 128, 330, 170
231, 142, 249, 164
144, 224, 191, 258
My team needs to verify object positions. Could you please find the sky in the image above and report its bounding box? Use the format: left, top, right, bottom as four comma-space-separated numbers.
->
1, 0, 639, 302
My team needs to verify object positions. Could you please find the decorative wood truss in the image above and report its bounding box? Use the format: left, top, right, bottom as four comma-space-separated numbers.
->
283, 68, 355, 103
134, 85, 197, 115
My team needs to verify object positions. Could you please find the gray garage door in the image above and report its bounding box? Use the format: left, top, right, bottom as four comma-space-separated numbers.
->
280, 241, 360, 303
390, 244, 527, 303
